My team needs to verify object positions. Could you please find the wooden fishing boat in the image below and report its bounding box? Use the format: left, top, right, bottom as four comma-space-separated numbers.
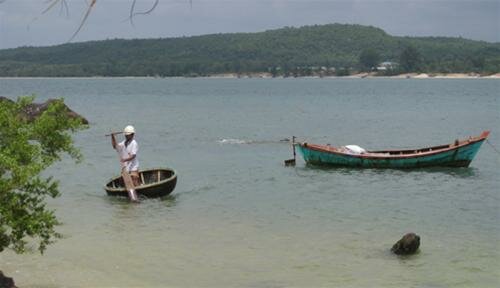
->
104, 168, 177, 198
295, 131, 490, 168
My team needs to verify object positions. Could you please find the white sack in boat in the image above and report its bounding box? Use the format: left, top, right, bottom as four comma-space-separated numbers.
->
344, 145, 367, 154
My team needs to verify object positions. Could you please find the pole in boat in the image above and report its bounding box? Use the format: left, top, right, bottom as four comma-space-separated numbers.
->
121, 165, 139, 202
107, 132, 139, 202
284, 136, 296, 166
105, 132, 123, 136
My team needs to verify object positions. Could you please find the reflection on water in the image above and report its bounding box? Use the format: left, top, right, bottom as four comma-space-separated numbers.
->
302, 163, 480, 178
105, 193, 178, 207
414, 166, 480, 178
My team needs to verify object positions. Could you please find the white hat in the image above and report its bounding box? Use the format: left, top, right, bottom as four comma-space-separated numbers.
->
123, 125, 135, 135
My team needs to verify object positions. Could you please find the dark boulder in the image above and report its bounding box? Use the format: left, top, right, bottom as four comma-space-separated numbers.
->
0, 96, 88, 124
0, 96, 14, 104
391, 233, 420, 255
0, 271, 16, 288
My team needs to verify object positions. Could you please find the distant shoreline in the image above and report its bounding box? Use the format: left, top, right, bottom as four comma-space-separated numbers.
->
207, 72, 500, 79
0, 72, 499, 80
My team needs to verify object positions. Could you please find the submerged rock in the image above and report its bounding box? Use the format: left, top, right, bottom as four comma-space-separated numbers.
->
0, 271, 16, 288
0, 96, 88, 125
391, 233, 420, 255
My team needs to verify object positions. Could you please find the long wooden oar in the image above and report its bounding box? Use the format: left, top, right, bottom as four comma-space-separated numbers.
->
121, 166, 139, 202
105, 131, 124, 137
116, 145, 139, 202
284, 136, 297, 166
107, 132, 139, 202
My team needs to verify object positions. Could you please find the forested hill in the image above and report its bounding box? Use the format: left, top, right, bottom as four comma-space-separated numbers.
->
0, 23, 499, 77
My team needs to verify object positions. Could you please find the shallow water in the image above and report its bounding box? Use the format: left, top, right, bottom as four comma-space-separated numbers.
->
0, 78, 499, 287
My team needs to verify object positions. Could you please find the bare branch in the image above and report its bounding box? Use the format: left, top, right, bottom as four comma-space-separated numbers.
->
28, 0, 62, 31
41, 0, 62, 15
9, 0, 195, 43
131, 0, 159, 18
129, 0, 137, 26
128, 0, 162, 27
60, 0, 70, 18
68, 0, 97, 42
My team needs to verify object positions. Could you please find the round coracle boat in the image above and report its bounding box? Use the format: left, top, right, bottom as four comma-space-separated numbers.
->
104, 168, 177, 198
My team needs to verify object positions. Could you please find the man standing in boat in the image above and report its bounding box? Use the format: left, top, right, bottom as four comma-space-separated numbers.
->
111, 125, 140, 186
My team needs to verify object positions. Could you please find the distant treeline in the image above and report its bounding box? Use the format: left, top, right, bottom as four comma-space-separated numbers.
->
0, 24, 499, 77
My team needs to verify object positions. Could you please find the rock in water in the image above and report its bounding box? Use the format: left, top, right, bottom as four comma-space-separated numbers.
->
0, 96, 88, 125
22, 98, 89, 124
0, 271, 16, 288
391, 233, 420, 255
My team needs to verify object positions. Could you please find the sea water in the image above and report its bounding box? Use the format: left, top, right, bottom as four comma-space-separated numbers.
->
0, 78, 499, 287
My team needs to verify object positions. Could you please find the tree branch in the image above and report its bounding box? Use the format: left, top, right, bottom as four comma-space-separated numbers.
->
128, 0, 160, 26
68, 0, 96, 42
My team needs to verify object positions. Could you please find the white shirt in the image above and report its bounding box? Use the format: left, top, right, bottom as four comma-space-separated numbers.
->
116, 139, 139, 172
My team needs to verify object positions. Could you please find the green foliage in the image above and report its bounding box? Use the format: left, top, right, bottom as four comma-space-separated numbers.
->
335, 67, 351, 76
0, 96, 86, 254
0, 23, 498, 76
359, 49, 381, 71
399, 45, 422, 72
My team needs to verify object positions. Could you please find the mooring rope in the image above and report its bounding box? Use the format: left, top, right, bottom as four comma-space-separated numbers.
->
486, 139, 500, 156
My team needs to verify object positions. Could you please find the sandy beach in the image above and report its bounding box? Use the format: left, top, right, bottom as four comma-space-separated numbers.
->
1, 73, 499, 80
208, 72, 500, 79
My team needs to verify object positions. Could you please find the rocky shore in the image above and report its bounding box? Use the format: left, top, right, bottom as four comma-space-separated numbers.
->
0, 96, 88, 125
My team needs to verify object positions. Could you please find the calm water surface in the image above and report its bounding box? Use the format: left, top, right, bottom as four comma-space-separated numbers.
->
0, 78, 499, 287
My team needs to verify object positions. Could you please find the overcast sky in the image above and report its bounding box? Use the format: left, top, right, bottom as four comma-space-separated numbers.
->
0, 0, 498, 49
